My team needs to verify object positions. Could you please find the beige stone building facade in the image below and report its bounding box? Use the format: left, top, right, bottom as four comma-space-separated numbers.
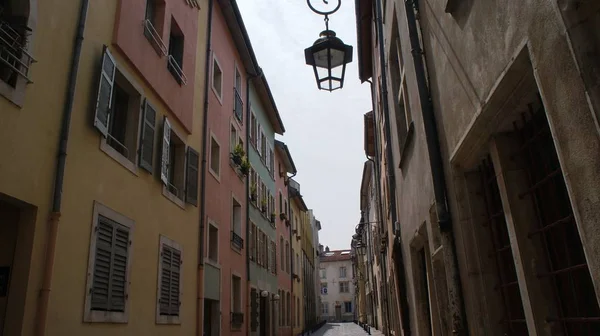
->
354, 0, 600, 335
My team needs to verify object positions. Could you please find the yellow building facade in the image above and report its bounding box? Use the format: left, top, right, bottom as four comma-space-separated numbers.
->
0, 0, 208, 335
288, 178, 307, 334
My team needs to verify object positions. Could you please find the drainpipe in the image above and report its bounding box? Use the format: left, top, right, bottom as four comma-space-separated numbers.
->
35, 0, 88, 334
197, 0, 214, 335
287, 171, 297, 336
244, 67, 262, 336
372, 0, 411, 333
404, 0, 466, 333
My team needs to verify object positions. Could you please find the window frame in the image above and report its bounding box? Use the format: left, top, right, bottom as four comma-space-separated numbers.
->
211, 53, 223, 104
156, 235, 183, 324
161, 120, 188, 207
84, 201, 135, 323
206, 220, 219, 265
208, 132, 221, 181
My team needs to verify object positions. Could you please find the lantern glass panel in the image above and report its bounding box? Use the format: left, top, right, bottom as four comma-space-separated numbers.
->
313, 48, 345, 69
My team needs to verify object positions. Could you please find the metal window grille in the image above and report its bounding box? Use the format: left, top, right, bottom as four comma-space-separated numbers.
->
513, 103, 600, 334
479, 156, 528, 334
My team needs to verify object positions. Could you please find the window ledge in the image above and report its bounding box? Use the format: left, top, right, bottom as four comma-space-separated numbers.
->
156, 315, 181, 325
231, 243, 242, 254
229, 159, 245, 181
211, 86, 223, 105
209, 167, 221, 183
100, 139, 139, 176
205, 259, 221, 269
84, 310, 128, 323
162, 185, 185, 209
0, 79, 26, 107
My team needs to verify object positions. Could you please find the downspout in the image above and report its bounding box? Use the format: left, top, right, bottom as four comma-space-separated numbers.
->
244, 67, 262, 336
405, 0, 466, 333
373, 0, 411, 333
35, 0, 88, 334
197, 0, 214, 335
287, 171, 297, 336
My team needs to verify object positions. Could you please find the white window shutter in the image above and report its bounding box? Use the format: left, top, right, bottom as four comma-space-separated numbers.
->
93, 46, 116, 137
139, 99, 156, 172
161, 117, 171, 185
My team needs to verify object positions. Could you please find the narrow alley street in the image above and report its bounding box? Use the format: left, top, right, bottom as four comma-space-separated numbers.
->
312, 323, 384, 336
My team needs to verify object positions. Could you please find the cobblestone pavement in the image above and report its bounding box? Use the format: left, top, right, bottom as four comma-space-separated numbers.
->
311, 322, 384, 336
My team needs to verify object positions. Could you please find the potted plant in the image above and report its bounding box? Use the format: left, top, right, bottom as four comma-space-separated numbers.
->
261, 198, 267, 213
270, 212, 276, 223
231, 144, 245, 165
240, 157, 250, 176
279, 212, 287, 221
250, 183, 257, 202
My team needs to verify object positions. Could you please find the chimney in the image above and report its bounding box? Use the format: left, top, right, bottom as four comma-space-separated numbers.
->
325, 246, 330, 252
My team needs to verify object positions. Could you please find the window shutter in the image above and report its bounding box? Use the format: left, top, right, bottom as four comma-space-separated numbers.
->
185, 147, 199, 205
249, 224, 254, 261
93, 46, 116, 137
91, 215, 129, 312
111, 226, 129, 312
160, 118, 171, 185
139, 100, 156, 172
160, 245, 181, 316
91, 216, 113, 310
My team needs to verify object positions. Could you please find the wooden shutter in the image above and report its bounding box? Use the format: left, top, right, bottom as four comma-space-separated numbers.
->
93, 46, 116, 137
160, 117, 171, 185
139, 100, 156, 172
91, 215, 129, 312
185, 147, 199, 205
160, 244, 181, 316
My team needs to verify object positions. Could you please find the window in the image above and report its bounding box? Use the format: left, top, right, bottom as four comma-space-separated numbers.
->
279, 192, 283, 214
234, 67, 243, 122
0, 3, 35, 91
320, 268, 326, 279
93, 48, 145, 167
291, 248, 295, 274
157, 236, 182, 324
260, 131, 266, 158
144, 0, 167, 56
231, 275, 243, 328
250, 112, 257, 147
339, 281, 349, 293
211, 56, 222, 101
339, 266, 347, 278
344, 301, 352, 313
231, 198, 243, 250
251, 288, 258, 331
321, 282, 328, 295
249, 222, 255, 261
280, 237, 285, 271
321, 302, 328, 315
278, 290, 283, 326
209, 135, 220, 178
256, 125, 262, 156
84, 202, 134, 323
208, 223, 218, 263
389, 14, 412, 158
285, 242, 290, 273
157, 118, 199, 205
286, 292, 291, 326
296, 297, 300, 326
167, 18, 186, 85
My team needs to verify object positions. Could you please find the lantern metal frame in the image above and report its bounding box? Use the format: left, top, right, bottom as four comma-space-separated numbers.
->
304, 0, 353, 92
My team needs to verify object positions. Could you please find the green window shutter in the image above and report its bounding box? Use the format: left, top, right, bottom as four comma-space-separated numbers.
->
185, 147, 199, 206
139, 100, 156, 172
93, 46, 116, 137
160, 118, 171, 185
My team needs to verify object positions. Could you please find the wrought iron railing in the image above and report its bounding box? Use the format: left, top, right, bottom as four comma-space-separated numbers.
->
231, 230, 244, 250
231, 312, 244, 327
168, 55, 187, 85
0, 20, 35, 84
234, 87, 243, 123
143, 19, 167, 56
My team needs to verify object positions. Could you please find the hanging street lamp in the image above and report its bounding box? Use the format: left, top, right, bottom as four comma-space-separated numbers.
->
304, 0, 353, 92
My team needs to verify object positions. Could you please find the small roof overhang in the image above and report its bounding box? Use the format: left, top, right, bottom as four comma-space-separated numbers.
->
355, 0, 373, 82
275, 140, 297, 174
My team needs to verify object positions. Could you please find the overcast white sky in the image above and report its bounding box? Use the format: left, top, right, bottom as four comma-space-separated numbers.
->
238, 1, 371, 251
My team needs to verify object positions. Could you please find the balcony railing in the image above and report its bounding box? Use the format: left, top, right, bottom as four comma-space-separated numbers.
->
143, 19, 167, 56
231, 230, 244, 250
234, 87, 243, 123
231, 312, 244, 327
168, 55, 187, 85
0, 20, 35, 84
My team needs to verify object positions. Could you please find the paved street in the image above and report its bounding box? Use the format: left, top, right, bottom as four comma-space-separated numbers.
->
312, 322, 384, 336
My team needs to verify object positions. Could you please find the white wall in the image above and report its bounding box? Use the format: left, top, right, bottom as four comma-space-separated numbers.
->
319, 258, 355, 321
